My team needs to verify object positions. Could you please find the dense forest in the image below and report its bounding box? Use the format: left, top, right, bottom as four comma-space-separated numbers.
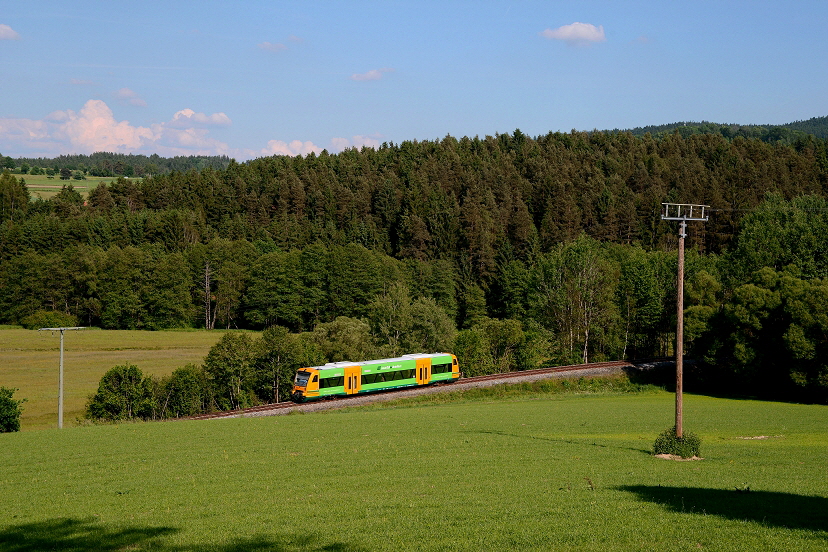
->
624, 115, 828, 142
3, 128, 828, 412
0, 152, 232, 178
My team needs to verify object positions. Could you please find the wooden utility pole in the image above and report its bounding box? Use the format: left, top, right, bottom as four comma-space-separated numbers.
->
661, 204, 708, 438
38, 327, 85, 429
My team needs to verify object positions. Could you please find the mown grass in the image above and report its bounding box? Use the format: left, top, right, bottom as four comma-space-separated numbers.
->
0, 328, 229, 430
353, 374, 662, 410
0, 387, 825, 551
19, 174, 140, 200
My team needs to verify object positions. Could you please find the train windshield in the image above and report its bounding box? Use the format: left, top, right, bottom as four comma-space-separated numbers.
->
295, 370, 311, 387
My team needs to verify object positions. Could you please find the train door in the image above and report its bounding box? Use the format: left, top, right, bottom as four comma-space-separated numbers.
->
415, 357, 431, 385
344, 366, 361, 395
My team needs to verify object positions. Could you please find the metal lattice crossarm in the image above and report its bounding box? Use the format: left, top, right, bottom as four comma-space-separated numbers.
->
661, 203, 710, 222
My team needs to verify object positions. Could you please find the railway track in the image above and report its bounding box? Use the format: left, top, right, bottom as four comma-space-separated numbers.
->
460, 359, 634, 384
188, 359, 642, 421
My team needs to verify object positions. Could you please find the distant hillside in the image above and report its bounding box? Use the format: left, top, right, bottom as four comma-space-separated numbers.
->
619, 115, 828, 143
1, 151, 232, 177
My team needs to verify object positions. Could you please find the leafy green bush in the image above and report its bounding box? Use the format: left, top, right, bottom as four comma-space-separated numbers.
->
159, 364, 211, 418
653, 426, 702, 458
19, 310, 78, 330
0, 387, 25, 432
85, 363, 156, 421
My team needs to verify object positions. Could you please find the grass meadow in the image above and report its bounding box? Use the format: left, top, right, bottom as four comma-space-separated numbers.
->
0, 328, 228, 430
0, 385, 826, 551
19, 174, 139, 200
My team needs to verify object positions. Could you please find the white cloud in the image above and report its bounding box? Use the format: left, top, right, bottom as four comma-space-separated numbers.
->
0, 100, 236, 157
55, 100, 155, 152
115, 87, 148, 107
351, 67, 394, 81
0, 99, 342, 161
169, 108, 231, 128
0, 24, 20, 40
330, 137, 350, 151
0, 117, 50, 151
258, 41, 287, 52
155, 125, 229, 154
260, 139, 322, 157
331, 135, 382, 152
540, 22, 606, 46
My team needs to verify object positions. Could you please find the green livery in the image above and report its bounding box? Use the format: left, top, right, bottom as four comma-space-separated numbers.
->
291, 352, 459, 402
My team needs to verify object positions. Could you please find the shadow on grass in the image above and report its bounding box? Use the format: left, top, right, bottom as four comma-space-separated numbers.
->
201, 535, 366, 552
619, 485, 828, 535
0, 517, 176, 551
0, 517, 365, 552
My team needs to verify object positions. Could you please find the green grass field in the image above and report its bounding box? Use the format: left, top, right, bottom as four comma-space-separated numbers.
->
0, 328, 229, 430
1, 386, 826, 551
18, 174, 139, 200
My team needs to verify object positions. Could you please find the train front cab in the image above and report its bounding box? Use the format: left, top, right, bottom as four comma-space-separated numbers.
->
442, 353, 460, 381
291, 368, 320, 402
418, 353, 459, 384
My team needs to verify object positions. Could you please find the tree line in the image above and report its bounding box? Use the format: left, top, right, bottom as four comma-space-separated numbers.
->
2, 129, 828, 408
85, 191, 828, 423
83, 192, 828, 423
625, 115, 828, 142
3, 131, 827, 267
1, 151, 232, 178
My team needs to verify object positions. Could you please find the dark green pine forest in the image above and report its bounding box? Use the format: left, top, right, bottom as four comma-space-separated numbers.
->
3, 127, 828, 411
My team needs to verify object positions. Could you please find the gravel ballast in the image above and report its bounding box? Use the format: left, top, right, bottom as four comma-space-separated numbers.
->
221, 364, 629, 419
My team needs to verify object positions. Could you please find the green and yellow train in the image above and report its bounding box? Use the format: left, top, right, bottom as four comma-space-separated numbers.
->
290, 352, 460, 403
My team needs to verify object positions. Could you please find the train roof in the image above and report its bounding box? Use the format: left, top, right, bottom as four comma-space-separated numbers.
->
308, 352, 452, 371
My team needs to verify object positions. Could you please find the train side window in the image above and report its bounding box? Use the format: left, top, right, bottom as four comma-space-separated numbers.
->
320, 376, 344, 389
312, 375, 318, 383
432, 363, 450, 374
365, 373, 390, 384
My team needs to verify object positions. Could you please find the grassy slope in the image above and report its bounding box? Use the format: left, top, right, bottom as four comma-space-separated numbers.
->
0, 328, 228, 430
0, 388, 825, 551
19, 174, 139, 200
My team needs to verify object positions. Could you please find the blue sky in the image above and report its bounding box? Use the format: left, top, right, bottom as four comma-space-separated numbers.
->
1, 1, 827, 160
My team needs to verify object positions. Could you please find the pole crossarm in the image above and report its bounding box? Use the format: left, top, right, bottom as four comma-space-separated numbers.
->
661, 203, 709, 222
